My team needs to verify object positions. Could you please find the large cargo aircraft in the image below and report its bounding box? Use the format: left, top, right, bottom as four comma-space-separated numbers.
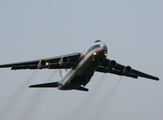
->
0, 40, 159, 91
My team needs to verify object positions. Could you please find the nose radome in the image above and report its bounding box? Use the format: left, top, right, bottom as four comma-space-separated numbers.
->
101, 42, 108, 52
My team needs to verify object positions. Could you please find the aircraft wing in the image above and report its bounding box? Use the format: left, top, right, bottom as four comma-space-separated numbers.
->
96, 58, 159, 81
0, 52, 81, 70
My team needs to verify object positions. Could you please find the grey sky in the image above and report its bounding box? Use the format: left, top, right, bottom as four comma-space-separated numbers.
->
0, 1, 163, 120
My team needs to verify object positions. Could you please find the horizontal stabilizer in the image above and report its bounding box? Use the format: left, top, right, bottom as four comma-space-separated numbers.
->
74, 86, 89, 91
29, 82, 58, 88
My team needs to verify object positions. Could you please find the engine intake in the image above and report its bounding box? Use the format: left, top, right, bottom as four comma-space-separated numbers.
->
37, 60, 46, 69
122, 66, 132, 75
59, 57, 69, 66
108, 60, 116, 70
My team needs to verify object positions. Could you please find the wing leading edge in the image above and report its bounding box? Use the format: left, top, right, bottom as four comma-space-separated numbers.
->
96, 58, 159, 81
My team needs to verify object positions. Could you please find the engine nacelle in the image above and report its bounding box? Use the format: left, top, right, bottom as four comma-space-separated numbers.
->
37, 60, 46, 69
58, 57, 69, 66
122, 66, 132, 75
108, 60, 117, 70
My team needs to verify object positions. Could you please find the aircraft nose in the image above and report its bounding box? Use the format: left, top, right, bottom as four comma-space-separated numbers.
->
100, 42, 108, 57
101, 43, 108, 52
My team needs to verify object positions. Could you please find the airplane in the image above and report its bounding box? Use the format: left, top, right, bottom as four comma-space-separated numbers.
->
0, 40, 159, 91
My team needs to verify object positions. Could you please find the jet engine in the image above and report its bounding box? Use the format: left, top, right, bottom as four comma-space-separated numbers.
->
108, 60, 116, 70
122, 66, 132, 75
37, 60, 47, 69
58, 57, 69, 66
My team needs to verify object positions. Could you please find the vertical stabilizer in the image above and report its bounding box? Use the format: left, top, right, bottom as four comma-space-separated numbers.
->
59, 69, 67, 78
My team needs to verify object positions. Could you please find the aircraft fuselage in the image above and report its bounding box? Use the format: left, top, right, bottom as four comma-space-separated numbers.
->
57, 41, 108, 91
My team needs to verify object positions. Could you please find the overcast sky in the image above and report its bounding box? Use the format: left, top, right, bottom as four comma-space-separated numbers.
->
0, 1, 163, 120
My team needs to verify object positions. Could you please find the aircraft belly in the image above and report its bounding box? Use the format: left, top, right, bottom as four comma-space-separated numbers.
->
75, 55, 103, 77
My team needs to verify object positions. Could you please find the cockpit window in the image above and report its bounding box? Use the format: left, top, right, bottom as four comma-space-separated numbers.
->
94, 40, 101, 43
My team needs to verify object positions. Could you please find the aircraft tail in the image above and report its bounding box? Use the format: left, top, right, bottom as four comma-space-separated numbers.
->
29, 82, 58, 88
59, 69, 67, 78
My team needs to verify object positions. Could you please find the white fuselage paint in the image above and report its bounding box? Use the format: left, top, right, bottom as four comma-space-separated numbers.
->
57, 41, 108, 90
